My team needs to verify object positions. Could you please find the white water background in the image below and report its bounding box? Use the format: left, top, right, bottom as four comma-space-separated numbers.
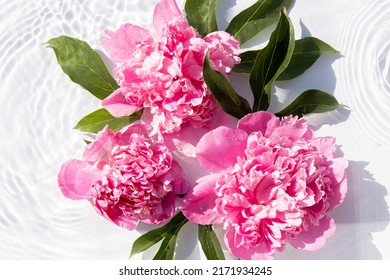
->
0, 0, 389, 259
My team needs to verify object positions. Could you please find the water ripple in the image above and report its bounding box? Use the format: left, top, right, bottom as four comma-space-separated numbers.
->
0, 0, 162, 259
335, 0, 390, 146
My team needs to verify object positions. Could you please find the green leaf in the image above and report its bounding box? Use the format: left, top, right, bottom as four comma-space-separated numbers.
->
277, 37, 339, 81
130, 212, 188, 258
46, 35, 118, 100
203, 53, 252, 119
198, 225, 225, 260
275, 89, 340, 117
130, 230, 166, 258
152, 235, 178, 260
250, 8, 295, 112
153, 219, 187, 260
225, 0, 293, 44
74, 108, 142, 133
233, 50, 260, 73
233, 37, 338, 76
185, 0, 218, 36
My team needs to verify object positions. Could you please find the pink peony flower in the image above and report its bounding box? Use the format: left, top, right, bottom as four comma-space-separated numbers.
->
204, 31, 241, 73
182, 111, 348, 259
100, 0, 240, 134
58, 123, 189, 230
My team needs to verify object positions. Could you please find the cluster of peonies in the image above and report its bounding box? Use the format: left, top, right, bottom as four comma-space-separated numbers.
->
100, 0, 240, 134
58, 0, 347, 259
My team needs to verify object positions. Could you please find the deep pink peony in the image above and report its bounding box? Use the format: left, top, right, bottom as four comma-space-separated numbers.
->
58, 123, 189, 230
182, 111, 348, 259
100, 0, 240, 134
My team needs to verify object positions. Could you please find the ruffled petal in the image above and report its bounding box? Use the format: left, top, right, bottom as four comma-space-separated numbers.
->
182, 174, 223, 225
237, 111, 276, 135
94, 203, 139, 230
289, 215, 335, 251
83, 126, 119, 162
328, 158, 348, 209
102, 88, 143, 117
225, 226, 274, 260
100, 23, 150, 63
311, 137, 336, 158
57, 160, 99, 199
196, 126, 248, 173
153, 0, 182, 29
119, 123, 150, 144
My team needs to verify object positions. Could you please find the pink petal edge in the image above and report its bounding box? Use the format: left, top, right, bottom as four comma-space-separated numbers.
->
289, 215, 336, 251
237, 111, 276, 135
102, 88, 142, 117
225, 227, 274, 260
58, 160, 99, 200
196, 126, 248, 173
182, 174, 224, 225
153, 0, 182, 29
100, 23, 150, 63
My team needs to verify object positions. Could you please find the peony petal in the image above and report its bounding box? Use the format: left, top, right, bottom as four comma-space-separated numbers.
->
100, 23, 150, 63
141, 192, 177, 225
83, 126, 119, 162
119, 123, 150, 144
270, 116, 313, 141
153, 0, 182, 29
182, 174, 224, 225
169, 160, 191, 194
204, 31, 241, 73
196, 126, 248, 173
237, 111, 276, 135
102, 88, 142, 117
289, 215, 335, 251
163, 122, 212, 158
328, 158, 348, 209
94, 203, 139, 230
310, 137, 336, 158
58, 160, 100, 200
225, 227, 275, 260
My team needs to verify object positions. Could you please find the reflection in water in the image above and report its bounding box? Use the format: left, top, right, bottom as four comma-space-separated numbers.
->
337, 0, 390, 146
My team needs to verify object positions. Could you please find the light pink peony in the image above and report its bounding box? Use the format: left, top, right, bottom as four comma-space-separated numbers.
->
100, 0, 240, 134
58, 123, 189, 230
182, 111, 348, 259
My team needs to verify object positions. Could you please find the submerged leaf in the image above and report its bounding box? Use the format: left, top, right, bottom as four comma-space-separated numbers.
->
277, 37, 339, 81
203, 53, 252, 119
46, 35, 118, 100
185, 0, 218, 36
275, 89, 340, 117
226, 0, 293, 44
74, 108, 142, 133
198, 225, 225, 260
250, 8, 295, 111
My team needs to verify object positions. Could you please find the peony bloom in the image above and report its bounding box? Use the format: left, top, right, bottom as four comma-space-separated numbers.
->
100, 0, 240, 134
182, 111, 347, 259
58, 123, 189, 230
